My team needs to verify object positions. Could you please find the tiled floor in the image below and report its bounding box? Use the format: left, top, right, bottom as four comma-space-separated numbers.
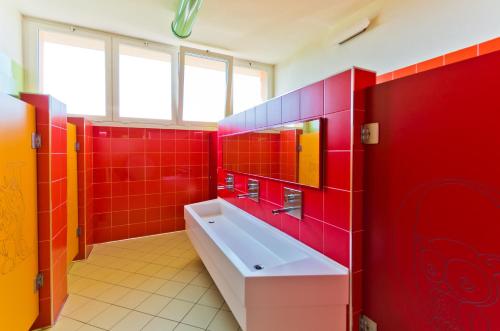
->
44, 231, 241, 331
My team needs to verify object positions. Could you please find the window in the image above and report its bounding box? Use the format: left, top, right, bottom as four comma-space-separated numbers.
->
117, 42, 174, 121
233, 63, 270, 114
39, 30, 107, 116
180, 47, 233, 124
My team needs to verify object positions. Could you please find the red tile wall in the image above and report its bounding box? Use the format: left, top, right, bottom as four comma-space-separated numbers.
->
68, 117, 94, 259
217, 68, 376, 331
21, 94, 68, 329
92, 127, 211, 243
377, 36, 500, 83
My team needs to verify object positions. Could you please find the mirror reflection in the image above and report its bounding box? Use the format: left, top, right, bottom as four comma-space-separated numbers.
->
222, 119, 322, 188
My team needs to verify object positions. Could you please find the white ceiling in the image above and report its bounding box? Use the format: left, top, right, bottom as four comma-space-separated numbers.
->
15, 0, 372, 64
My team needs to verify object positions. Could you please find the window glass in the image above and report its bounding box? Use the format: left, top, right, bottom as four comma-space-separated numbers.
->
119, 44, 172, 120
182, 54, 227, 122
233, 65, 268, 114
40, 30, 106, 116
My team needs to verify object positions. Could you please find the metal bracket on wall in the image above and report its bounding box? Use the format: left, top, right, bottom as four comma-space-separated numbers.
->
31, 132, 42, 149
35, 272, 44, 291
361, 123, 379, 144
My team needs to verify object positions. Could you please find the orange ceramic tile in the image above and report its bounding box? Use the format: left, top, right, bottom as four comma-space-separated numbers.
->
444, 45, 478, 65
479, 37, 500, 55
416, 56, 444, 73
393, 64, 417, 79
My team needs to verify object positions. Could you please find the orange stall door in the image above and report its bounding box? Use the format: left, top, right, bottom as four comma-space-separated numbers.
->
66, 123, 78, 265
0, 94, 39, 330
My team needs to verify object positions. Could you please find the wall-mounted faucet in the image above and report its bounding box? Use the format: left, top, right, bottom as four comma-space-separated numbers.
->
272, 187, 302, 220
217, 173, 234, 192
237, 179, 259, 202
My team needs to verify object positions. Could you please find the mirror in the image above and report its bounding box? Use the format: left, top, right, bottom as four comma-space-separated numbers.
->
222, 119, 322, 188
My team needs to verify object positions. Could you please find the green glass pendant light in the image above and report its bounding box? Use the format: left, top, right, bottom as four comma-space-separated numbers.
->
171, 0, 203, 39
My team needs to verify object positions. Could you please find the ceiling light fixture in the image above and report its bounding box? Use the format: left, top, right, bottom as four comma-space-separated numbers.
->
171, 0, 204, 39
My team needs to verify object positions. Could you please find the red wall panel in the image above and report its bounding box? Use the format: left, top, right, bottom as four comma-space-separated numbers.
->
92, 127, 212, 243
363, 51, 500, 330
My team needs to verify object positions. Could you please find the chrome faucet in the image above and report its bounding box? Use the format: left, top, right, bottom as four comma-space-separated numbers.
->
237, 179, 259, 202
217, 174, 234, 192
272, 188, 302, 220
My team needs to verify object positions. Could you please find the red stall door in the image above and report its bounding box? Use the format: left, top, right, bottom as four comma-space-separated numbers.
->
363, 51, 500, 331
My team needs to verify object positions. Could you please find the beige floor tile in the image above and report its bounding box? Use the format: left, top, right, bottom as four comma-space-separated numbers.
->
135, 294, 172, 315
154, 266, 180, 279
48, 316, 85, 331
60, 294, 91, 316
152, 255, 175, 266
69, 277, 98, 294
78, 281, 113, 298
121, 261, 149, 273
136, 277, 167, 293
221, 302, 231, 311
66, 299, 110, 322
158, 299, 194, 322
77, 325, 103, 331
181, 304, 218, 329
142, 317, 178, 331
175, 285, 207, 303
168, 257, 191, 269
110, 311, 152, 331
88, 305, 131, 329
198, 288, 224, 308
156, 280, 186, 297
208, 310, 240, 331
183, 260, 205, 272
116, 289, 151, 309
171, 270, 200, 283
189, 272, 213, 288
174, 323, 204, 331
117, 273, 150, 288
136, 263, 164, 276
103, 269, 133, 284
97, 285, 131, 304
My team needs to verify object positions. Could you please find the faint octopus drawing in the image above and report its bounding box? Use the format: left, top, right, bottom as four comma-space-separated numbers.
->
0, 162, 32, 275
401, 180, 500, 331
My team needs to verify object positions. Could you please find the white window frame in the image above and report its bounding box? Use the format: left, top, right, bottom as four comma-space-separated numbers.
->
233, 58, 274, 110
112, 37, 178, 125
23, 17, 113, 121
179, 46, 233, 127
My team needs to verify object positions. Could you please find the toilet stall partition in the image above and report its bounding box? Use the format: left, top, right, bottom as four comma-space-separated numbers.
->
362, 50, 500, 330
20, 94, 68, 328
217, 68, 376, 331
68, 117, 94, 259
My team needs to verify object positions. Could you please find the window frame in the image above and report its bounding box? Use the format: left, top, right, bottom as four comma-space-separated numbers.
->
178, 46, 233, 127
24, 17, 114, 121
112, 37, 178, 125
233, 58, 274, 113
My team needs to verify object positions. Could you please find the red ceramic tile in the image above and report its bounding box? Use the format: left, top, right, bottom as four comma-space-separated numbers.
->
93, 212, 112, 228
325, 70, 351, 114
111, 225, 129, 241
146, 128, 162, 140
299, 216, 324, 253
281, 213, 300, 240
129, 195, 146, 209
129, 222, 146, 237
300, 80, 324, 119
416, 56, 444, 73
352, 270, 363, 312
444, 45, 478, 65
325, 110, 351, 151
129, 127, 146, 139
94, 198, 111, 214
111, 153, 129, 167
111, 127, 129, 138
302, 187, 324, 220
393, 64, 417, 79
325, 151, 351, 190
281, 90, 300, 123
112, 182, 129, 196
479, 37, 500, 55
324, 188, 350, 231
112, 211, 129, 226
376, 72, 393, 84
352, 230, 363, 272
324, 224, 350, 267
112, 196, 129, 212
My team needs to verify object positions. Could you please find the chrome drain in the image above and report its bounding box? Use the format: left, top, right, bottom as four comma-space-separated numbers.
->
254, 264, 263, 270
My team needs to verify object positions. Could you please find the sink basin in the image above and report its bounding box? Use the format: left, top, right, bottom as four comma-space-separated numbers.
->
185, 198, 348, 331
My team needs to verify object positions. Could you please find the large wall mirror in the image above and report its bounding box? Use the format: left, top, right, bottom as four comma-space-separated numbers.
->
222, 119, 322, 188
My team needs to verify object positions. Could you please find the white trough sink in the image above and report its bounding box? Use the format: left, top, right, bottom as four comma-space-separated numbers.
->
184, 198, 348, 331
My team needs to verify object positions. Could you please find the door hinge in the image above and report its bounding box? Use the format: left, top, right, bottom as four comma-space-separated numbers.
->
75, 141, 81, 152
297, 145, 302, 152
76, 227, 81, 237
360, 314, 377, 331
361, 123, 379, 145
35, 272, 44, 291
31, 132, 42, 149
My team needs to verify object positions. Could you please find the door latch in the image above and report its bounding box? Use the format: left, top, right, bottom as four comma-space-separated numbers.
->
31, 132, 42, 149
35, 272, 44, 291
361, 123, 379, 144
